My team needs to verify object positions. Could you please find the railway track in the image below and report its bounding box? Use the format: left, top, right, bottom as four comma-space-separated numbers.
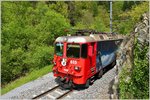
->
32, 85, 73, 99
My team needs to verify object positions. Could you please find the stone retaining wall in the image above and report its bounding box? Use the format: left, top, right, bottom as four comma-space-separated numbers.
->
110, 12, 149, 99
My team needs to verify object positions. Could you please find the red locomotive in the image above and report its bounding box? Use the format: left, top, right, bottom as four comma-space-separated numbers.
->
52, 30, 123, 88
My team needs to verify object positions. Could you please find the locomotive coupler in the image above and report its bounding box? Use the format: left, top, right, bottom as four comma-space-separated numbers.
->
63, 80, 73, 89
55, 75, 73, 89
60, 77, 66, 82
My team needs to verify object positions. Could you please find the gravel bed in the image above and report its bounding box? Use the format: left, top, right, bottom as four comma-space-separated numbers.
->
1, 73, 57, 99
1, 66, 116, 99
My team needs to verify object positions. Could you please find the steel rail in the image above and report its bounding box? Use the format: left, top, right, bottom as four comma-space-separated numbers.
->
32, 85, 59, 99
56, 89, 73, 99
32, 85, 73, 99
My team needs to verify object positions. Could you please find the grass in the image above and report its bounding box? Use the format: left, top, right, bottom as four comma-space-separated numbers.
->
1, 65, 53, 95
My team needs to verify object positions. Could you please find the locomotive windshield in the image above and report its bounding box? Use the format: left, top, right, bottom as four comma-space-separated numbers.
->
67, 44, 80, 58
55, 42, 63, 56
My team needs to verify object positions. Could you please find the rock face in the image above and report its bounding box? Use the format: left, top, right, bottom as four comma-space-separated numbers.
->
135, 13, 149, 45
110, 12, 149, 99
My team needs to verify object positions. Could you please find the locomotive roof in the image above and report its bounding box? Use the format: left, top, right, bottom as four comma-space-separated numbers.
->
55, 34, 124, 43
55, 36, 94, 43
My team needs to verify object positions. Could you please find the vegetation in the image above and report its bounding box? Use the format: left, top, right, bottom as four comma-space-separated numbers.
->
119, 39, 149, 99
1, 1, 149, 98
116, 2, 149, 34
2, 1, 69, 85
132, 40, 149, 98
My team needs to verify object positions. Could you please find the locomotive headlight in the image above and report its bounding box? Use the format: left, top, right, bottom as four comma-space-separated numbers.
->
74, 66, 80, 71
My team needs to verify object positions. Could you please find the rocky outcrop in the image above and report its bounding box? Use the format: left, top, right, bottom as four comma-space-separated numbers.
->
110, 12, 149, 99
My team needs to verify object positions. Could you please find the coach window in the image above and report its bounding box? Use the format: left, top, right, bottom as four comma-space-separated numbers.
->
81, 44, 87, 58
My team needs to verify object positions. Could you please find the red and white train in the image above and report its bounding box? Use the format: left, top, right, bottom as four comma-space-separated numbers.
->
52, 30, 123, 88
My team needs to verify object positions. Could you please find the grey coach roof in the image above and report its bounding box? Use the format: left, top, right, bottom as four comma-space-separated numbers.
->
55, 34, 124, 43
55, 36, 95, 43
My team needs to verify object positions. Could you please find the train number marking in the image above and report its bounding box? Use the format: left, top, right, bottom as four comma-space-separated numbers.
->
64, 69, 68, 72
70, 60, 77, 64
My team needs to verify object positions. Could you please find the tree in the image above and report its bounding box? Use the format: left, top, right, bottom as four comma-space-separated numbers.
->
1, 1, 70, 85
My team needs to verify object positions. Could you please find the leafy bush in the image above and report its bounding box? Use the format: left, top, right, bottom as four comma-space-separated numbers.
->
1, 1, 70, 85
119, 39, 149, 99
24, 46, 54, 71
131, 41, 149, 98
114, 2, 149, 34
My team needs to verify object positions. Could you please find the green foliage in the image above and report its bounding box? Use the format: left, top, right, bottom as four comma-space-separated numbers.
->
49, 1, 68, 18
114, 2, 149, 34
27, 2, 70, 45
1, 1, 70, 85
91, 16, 109, 32
119, 63, 134, 99
119, 39, 149, 99
73, 3, 110, 32
25, 46, 54, 70
91, 6, 109, 32
113, 1, 124, 19
131, 41, 149, 98
75, 10, 94, 29
122, 1, 142, 11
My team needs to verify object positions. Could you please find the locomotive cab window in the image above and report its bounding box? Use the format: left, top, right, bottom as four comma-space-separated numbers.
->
55, 42, 63, 56
67, 44, 80, 58
81, 44, 87, 58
